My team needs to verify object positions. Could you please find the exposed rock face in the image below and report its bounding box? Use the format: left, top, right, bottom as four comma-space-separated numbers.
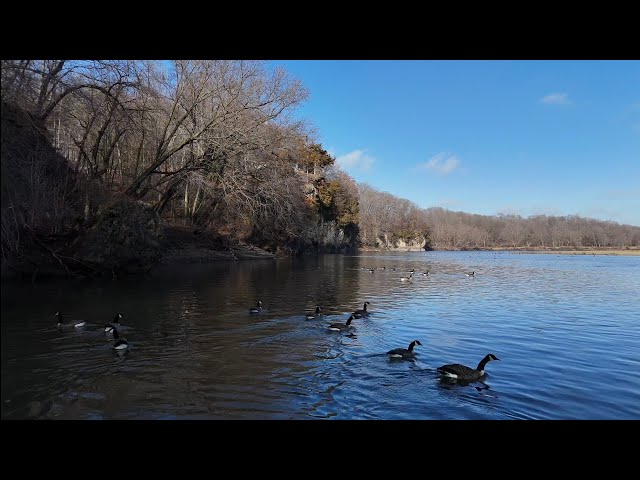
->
364, 235, 430, 251
71, 200, 163, 273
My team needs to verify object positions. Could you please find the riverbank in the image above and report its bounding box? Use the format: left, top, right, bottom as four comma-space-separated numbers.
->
517, 248, 640, 256
0, 225, 276, 281
360, 246, 640, 256
477, 246, 640, 256
159, 226, 275, 264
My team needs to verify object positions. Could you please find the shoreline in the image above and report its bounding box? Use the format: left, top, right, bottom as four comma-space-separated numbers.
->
360, 246, 640, 256
3, 243, 638, 281
514, 249, 640, 256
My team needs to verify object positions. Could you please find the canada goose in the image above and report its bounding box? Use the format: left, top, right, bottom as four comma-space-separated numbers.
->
437, 353, 500, 381
466, 271, 475, 277
409, 269, 415, 273
353, 302, 370, 317
104, 313, 123, 333
249, 301, 263, 314
369, 268, 375, 273
55, 312, 86, 328
400, 273, 413, 282
112, 327, 128, 350
387, 340, 422, 359
380, 266, 386, 270
328, 315, 355, 331
422, 270, 429, 276
305, 306, 322, 320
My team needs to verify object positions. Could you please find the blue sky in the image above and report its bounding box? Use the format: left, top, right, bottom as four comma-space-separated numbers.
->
272, 60, 640, 226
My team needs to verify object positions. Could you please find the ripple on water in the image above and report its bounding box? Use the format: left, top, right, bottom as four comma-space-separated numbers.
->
2, 251, 639, 419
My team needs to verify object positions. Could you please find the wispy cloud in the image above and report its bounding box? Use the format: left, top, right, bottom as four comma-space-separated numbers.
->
540, 92, 571, 105
530, 206, 563, 217
416, 152, 460, 175
605, 188, 640, 200
335, 149, 375, 171
584, 207, 621, 220
497, 207, 523, 217
435, 199, 463, 209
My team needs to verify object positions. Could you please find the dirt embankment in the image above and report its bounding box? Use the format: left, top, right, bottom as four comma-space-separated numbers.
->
1, 208, 275, 281
159, 226, 275, 264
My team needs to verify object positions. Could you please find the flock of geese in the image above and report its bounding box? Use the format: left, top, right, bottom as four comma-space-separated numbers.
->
53, 265, 497, 384
247, 265, 499, 383
55, 312, 129, 350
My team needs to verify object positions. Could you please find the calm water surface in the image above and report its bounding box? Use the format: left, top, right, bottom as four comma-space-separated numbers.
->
2, 251, 639, 419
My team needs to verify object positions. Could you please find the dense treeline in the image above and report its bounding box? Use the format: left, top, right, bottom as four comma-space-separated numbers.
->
424, 209, 640, 249
1, 60, 359, 268
358, 183, 431, 249
1, 60, 638, 274
357, 184, 640, 249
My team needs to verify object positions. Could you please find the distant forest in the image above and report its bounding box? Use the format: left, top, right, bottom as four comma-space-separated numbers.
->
2, 60, 638, 268
358, 182, 640, 249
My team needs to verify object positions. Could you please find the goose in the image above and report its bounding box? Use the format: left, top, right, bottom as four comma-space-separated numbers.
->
328, 315, 355, 331
380, 266, 386, 270
437, 353, 500, 381
55, 312, 86, 328
466, 271, 475, 277
353, 302, 370, 318
409, 269, 415, 273
112, 327, 128, 350
305, 306, 322, 320
387, 340, 422, 359
400, 273, 413, 282
390, 267, 396, 271
369, 268, 375, 273
104, 313, 123, 333
422, 270, 429, 276
249, 301, 263, 314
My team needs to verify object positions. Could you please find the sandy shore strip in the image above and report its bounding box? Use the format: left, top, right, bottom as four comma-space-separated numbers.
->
518, 249, 640, 256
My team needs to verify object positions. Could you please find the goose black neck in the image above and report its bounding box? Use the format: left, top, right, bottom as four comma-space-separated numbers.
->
315, 307, 321, 314
477, 354, 492, 371
113, 329, 119, 339
57, 314, 64, 323
113, 314, 120, 322
408, 340, 418, 351
346, 316, 353, 326
362, 303, 368, 311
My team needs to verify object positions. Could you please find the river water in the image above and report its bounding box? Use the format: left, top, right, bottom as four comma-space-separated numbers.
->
2, 251, 639, 419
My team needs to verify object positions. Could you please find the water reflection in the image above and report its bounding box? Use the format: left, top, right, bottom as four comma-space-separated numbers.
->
2, 252, 640, 419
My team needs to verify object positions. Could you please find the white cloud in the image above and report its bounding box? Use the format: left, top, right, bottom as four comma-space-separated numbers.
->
335, 150, 375, 171
541, 92, 571, 105
417, 152, 460, 175
606, 188, 640, 199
